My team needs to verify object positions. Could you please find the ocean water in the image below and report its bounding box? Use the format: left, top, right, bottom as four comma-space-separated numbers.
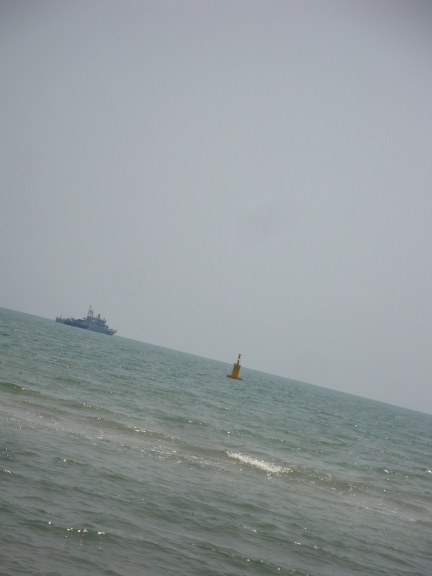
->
0, 307, 430, 576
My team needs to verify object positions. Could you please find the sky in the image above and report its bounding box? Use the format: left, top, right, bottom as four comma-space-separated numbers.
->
1, 0, 431, 414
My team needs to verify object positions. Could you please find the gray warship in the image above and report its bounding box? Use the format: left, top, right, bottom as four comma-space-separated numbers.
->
56, 306, 117, 335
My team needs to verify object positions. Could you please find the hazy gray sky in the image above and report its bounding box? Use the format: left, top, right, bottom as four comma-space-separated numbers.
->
1, 0, 430, 413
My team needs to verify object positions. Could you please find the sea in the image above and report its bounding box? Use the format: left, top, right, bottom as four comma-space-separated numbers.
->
0, 307, 430, 576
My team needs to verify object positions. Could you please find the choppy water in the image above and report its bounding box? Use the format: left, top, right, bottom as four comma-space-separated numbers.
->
0, 307, 431, 575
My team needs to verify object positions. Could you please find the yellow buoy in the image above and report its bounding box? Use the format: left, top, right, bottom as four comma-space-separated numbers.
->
226, 354, 243, 380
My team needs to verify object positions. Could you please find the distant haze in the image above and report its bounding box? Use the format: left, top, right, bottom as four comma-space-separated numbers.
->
1, 1, 431, 413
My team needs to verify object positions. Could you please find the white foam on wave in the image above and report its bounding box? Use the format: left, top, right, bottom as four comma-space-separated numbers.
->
227, 451, 290, 474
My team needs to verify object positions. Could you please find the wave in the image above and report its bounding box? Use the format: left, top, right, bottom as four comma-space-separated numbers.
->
0, 380, 41, 396
226, 451, 292, 475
